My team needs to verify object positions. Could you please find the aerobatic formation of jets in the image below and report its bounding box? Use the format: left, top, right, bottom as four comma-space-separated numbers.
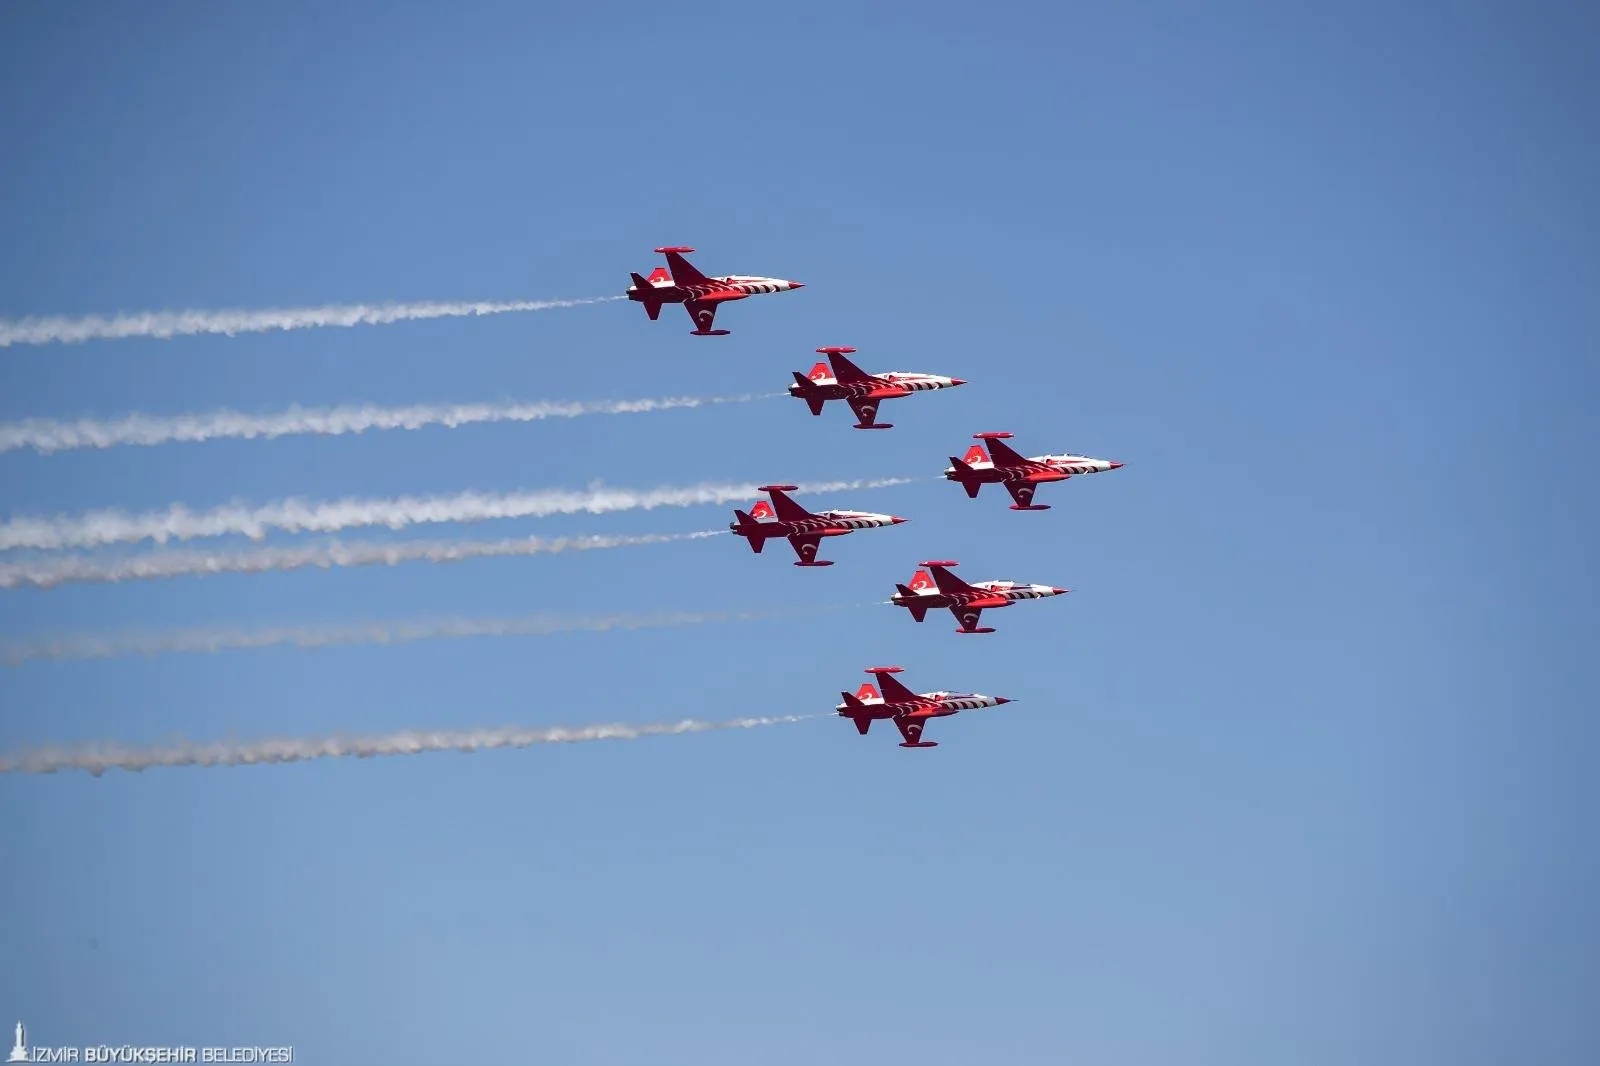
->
627, 245, 1124, 748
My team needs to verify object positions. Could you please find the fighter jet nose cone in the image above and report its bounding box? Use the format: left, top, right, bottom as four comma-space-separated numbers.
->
1108, 461, 1124, 470
950, 378, 968, 386
788, 280, 805, 289
1052, 588, 1070, 596
995, 697, 1012, 705
891, 516, 908, 524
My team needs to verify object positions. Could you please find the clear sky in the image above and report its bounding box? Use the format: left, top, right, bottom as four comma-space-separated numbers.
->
1, 1, 1596, 1063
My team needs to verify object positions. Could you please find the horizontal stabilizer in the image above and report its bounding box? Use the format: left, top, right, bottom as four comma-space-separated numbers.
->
894, 585, 929, 623
948, 457, 982, 498
630, 273, 664, 320
840, 698, 873, 736
791, 372, 827, 415
731, 511, 766, 553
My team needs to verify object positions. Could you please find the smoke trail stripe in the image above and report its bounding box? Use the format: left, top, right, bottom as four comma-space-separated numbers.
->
0, 393, 777, 456
0, 477, 918, 552
0, 295, 622, 348
0, 530, 721, 591
0, 605, 853, 665
0, 715, 826, 775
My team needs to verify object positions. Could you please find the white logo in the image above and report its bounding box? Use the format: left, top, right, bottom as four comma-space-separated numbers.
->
4, 1025, 293, 1063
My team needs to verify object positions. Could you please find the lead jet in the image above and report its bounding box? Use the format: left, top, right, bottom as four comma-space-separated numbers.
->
787, 347, 966, 430
626, 246, 804, 335
944, 432, 1124, 510
836, 666, 1014, 748
728, 484, 906, 566
890, 560, 1069, 634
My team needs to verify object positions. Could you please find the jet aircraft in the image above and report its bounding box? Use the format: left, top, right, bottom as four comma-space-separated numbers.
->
944, 432, 1124, 510
626, 246, 804, 335
890, 560, 1069, 633
836, 666, 1013, 748
728, 485, 906, 566
787, 347, 966, 429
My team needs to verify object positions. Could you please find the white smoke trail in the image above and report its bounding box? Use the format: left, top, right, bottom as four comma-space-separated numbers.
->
0, 530, 720, 590
0, 295, 622, 348
0, 477, 917, 551
0, 714, 825, 776
0, 393, 775, 456
0, 605, 850, 665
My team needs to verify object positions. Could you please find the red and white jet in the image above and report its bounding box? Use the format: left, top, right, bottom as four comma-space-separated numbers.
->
890, 560, 1069, 634
944, 432, 1124, 510
787, 347, 966, 430
729, 484, 906, 566
836, 666, 1014, 748
627, 246, 804, 335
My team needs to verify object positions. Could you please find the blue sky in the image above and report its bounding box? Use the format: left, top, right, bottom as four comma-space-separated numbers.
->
1, 1, 1596, 1063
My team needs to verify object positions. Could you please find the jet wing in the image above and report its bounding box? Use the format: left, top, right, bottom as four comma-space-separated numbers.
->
787, 533, 825, 564
846, 395, 882, 427
662, 249, 712, 286
984, 435, 1031, 467
894, 715, 936, 746
683, 299, 722, 334
683, 291, 749, 333
1004, 481, 1040, 508
950, 597, 1007, 633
